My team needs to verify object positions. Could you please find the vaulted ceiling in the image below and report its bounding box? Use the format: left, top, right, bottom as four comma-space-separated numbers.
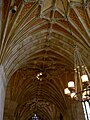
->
1, 0, 90, 120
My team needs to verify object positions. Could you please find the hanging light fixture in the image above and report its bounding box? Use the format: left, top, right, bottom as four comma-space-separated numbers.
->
36, 72, 43, 81
64, 46, 90, 102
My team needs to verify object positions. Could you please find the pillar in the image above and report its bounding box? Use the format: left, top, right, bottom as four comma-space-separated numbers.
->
0, 65, 6, 120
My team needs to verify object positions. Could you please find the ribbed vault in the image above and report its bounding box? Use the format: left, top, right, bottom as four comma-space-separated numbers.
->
0, 0, 90, 119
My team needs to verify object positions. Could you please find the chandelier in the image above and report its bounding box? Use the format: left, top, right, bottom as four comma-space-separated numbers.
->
64, 46, 90, 102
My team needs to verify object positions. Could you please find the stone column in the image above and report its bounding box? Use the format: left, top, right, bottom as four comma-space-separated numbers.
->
76, 102, 85, 120
70, 101, 85, 120
0, 65, 6, 120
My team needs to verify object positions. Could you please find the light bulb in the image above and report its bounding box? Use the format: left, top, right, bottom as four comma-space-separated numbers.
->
71, 92, 75, 98
68, 81, 74, 88
81, 74, 88, 82
64, 88, 70, 95
82, 91, 87, 99
40, 72, 42, 76
82, 89, 90, 101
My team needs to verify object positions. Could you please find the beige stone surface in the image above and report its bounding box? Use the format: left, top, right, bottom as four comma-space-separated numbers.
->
0, 0, 90, 119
